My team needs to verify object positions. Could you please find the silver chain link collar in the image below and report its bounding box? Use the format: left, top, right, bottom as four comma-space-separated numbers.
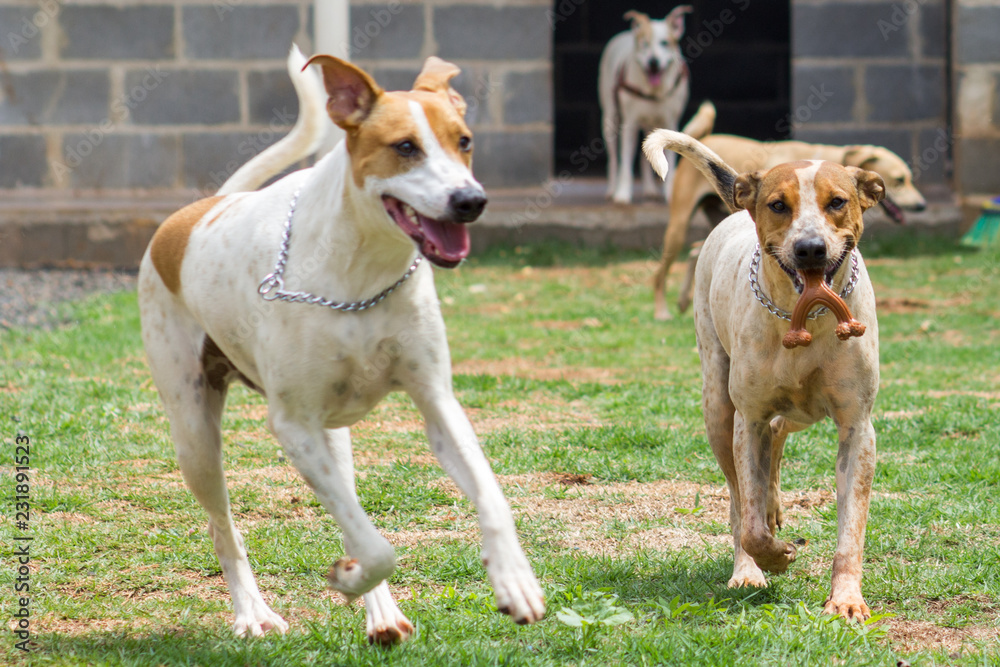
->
748, 243, 859, 322
258, 187, 423, 312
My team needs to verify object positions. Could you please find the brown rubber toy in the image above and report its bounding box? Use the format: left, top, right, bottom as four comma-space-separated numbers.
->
782, 269, 866, 349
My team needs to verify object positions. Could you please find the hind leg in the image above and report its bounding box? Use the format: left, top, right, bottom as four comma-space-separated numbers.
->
140, 278, 286, 637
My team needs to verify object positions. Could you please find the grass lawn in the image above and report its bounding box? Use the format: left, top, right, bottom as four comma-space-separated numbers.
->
1, 236, 999, 666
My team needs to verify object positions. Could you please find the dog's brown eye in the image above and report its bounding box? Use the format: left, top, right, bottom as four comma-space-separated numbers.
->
458, 136, 472, 152
768, 201, 786, 213
394, 141, 418, 157
829, 197, 846, 210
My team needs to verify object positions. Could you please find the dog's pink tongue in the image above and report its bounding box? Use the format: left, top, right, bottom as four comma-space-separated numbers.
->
648, 71, 663, 87
420, 218, 470, 262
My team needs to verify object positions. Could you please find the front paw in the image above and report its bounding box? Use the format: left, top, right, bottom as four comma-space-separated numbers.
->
824, 594, 871, 621
746, 539, 797, 574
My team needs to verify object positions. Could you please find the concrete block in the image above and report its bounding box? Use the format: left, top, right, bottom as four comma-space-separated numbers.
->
503, 70, 552, 125
920, 2, 946, 59
793, 3, 909, 58
126, 70, 239, 126
473, 131, 551, 188
789, 65, 856, 127
956, 6, 1000, 65
0, 135, 47, 187
184, 6, 300, 59
248, 70, 299, 126
0, 7, 44, 60
994, 73, 1000, 129
0, 70, 109, 126
435, 6, 551, 61
865, 65, 944, 122
957, 137, 1000, 194
913, 127, 952, 185
60, 5, 174, 59
348, 4, 424, 59
362, 66, 423, 94
182, 131, 285, 192
61, 133, 180, 189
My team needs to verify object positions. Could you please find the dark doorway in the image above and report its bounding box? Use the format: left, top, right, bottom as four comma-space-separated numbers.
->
553, 1, 791, 176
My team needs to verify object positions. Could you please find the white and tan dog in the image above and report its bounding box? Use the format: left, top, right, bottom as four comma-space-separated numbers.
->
598, 6, 691, 205
651, 101, 927, 320
644, 131, 882, 620
137, 47, 545, 643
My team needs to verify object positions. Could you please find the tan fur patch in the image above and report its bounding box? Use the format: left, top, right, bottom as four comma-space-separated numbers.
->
346, 90, 472, 188
149, 196, 224, 294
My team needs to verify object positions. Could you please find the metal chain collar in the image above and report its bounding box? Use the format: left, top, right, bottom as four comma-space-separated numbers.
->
257, 187, 423, 312
748, 243, 859, 322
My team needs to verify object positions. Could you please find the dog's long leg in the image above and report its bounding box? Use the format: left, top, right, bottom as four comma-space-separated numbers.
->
696, 328, 767, 587
267, 413, 396, 600
766, 417, 809, 536
321, 428, 415, 644
414, 392, 545, 625
140, 295, 287, 637
613, 119, 638, 204
825, 419, 876, 620
653, 193, 702, 321
734, 415, 798, 575
603, 110, 620, 200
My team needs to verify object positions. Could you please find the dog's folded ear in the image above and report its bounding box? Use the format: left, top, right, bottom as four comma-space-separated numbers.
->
846, 166, 886, 211
624, 10, 652, 37
843, 146, 881, 170
306, 55, 384, 129
734, 171, 763, 216
413, 57, 467, 117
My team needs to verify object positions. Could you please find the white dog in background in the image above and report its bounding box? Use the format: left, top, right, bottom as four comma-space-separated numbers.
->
598, 6, 692, 205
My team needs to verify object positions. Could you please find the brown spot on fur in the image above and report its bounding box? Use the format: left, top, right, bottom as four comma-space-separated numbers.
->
201, 335, 263, 394
150, 197, 224, 294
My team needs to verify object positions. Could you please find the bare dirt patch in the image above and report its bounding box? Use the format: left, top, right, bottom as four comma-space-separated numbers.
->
454, 356, 624, 384
886, 618, 1000, 654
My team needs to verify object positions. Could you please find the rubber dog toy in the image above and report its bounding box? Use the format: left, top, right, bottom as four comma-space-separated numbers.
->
782, 270, 866, 349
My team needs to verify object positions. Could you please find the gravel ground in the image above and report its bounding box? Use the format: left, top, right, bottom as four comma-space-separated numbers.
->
0, 269, 137, 331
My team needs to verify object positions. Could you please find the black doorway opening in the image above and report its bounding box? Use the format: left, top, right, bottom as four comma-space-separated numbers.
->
553, 1, 791, 176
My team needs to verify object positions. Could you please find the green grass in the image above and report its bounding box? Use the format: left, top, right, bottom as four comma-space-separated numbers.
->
2, 238, 999, 665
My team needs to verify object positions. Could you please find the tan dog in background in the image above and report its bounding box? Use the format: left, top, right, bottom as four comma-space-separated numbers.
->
652, 101, 926, 321
644, 130, 882, 620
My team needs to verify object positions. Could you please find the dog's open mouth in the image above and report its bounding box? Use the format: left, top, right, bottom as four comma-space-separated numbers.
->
382, 196, 470, 269
880, 196, 905, 225
772, 246, 853, 295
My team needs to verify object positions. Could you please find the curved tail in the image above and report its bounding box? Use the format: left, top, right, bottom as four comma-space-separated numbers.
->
642, 129, 740, 212
217, 44, 329, 195
680, 100, 716, 140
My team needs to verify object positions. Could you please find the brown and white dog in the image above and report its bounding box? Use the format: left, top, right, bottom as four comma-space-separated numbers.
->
650, 101, 926, 320
643, 130, 882, 620
598, 6, 691, 205
137, 47, 545, 643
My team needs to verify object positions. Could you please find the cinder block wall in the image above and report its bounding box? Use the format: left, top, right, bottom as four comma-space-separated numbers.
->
953, 0, 1000, 199
789, 0, 950, 186
0, 1, 312, 195
0, 0, 552, 195
348, 0, 553, 187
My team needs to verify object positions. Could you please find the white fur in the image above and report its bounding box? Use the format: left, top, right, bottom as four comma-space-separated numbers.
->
138, 51, 544, 643
598, 10, 690, 204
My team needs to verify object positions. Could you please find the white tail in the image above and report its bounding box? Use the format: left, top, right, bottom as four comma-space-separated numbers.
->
217, 44, 329, 195
642, 129, 739, 212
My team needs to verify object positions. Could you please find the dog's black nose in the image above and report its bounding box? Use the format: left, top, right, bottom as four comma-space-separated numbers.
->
793, 237, 827, 268
448, 187, 487, 223
912, 201, 927, 212
647, 59, 662, 73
